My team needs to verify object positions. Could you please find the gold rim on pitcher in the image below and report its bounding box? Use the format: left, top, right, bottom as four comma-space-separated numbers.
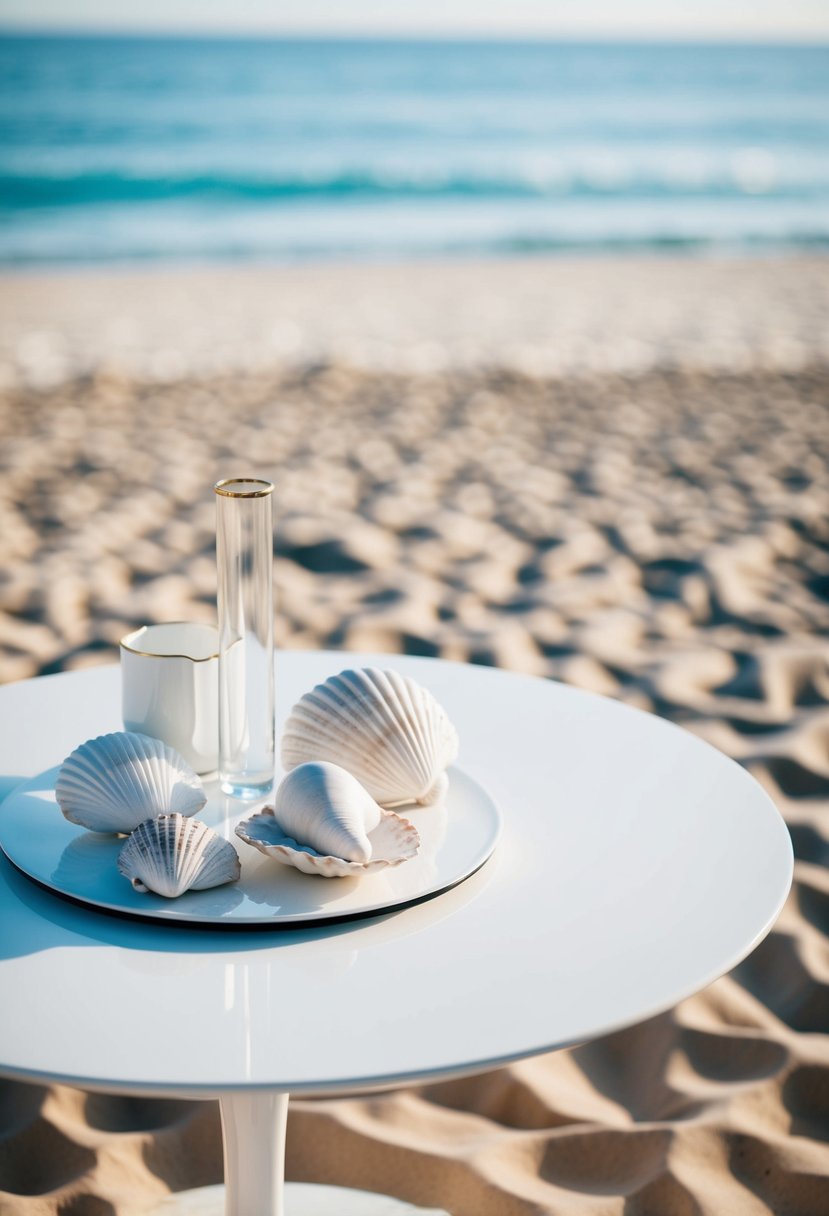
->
120, 622, 220, 662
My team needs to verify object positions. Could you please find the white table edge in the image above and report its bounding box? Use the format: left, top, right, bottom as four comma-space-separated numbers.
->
0, 652, 794, 1099
0, 848, 792, 1102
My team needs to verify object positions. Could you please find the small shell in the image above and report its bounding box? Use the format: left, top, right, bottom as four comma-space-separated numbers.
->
236, 802, 420, 879
281, 668, 459, 807
56, 731, 206, 834
272, 761, 382, 862
118, 813, 241, 897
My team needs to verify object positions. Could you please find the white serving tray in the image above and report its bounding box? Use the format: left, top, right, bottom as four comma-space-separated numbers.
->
0, 766, 501, 927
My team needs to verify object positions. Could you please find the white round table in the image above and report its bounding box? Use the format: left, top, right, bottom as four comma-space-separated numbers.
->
0, 652, 792, 1215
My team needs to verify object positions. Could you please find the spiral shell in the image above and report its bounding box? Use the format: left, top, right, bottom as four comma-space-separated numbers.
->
281, 668, 459, 807
56, 731, 206, 834
118, 813, 241, 897
236, 762, 420, 878
273, 761, 381, 862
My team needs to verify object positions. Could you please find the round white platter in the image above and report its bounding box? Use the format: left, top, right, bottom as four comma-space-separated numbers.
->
0, 765, 500, 927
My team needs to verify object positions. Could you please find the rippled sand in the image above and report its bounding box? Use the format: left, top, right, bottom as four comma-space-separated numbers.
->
0, 257, 828, 1214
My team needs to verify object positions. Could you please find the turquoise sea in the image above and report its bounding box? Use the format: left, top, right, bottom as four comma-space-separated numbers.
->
1, 34, 828, 266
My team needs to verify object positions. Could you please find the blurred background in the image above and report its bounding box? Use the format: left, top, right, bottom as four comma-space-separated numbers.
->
1, 6, 829, 265
1, 4, 829, 1216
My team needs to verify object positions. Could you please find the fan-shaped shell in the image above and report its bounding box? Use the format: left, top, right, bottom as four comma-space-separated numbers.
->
269, 761, 381, 863
55, 731, 206, 834
236, 801, 420, 879
281, 668, 459, 807
117, 813, 241, 897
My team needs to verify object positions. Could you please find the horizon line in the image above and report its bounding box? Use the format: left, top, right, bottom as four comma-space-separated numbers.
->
2, 24, 828, 47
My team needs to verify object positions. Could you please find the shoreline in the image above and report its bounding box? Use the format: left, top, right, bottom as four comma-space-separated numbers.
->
2, 243, 826, 276
1, 252, 827, 389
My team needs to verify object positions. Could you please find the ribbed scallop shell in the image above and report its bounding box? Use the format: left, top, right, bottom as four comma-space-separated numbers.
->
56, 731, 206, 834
235, 765, 420, 879
117, 813, 241, 897
281, 668, 459, 807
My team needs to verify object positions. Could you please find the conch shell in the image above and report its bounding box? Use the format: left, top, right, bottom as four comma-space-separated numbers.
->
273, 761, 381, 862
235, 761, 420, 878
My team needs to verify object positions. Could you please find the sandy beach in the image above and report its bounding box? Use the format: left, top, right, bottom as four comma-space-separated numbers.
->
0, 254, 828, 1214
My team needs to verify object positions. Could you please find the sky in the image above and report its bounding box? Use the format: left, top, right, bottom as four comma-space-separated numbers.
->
1, 0, 829, 41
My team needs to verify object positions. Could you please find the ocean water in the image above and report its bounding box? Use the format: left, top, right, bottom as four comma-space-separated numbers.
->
1, 34, 828, 266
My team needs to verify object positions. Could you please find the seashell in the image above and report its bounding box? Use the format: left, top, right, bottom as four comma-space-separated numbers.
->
56, 731, 206, 834
235, 769, 420, 879
281, 667, 459, 807
271, 761, 382, 862
118, 813, 241, 897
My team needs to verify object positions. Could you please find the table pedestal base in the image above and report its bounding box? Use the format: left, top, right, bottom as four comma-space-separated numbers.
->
220, 1092, 289, 1215
151, 1093, 448, 1216
153, 1184, 450, 1215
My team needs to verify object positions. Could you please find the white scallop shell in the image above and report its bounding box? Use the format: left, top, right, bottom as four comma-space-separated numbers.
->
235, 799, 420, 879
117, 813, 241, 897
272, 761, 382, 863
281, 668, 459, 807
56, 731, 206, 834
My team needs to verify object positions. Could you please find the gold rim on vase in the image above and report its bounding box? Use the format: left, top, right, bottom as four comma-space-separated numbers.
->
214, 478, 275, 499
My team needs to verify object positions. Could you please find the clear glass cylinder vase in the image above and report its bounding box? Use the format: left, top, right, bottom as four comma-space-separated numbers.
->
214, 478, 275, 799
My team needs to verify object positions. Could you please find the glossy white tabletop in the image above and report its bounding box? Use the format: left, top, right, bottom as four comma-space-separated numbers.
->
0, 653, 792, 1099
